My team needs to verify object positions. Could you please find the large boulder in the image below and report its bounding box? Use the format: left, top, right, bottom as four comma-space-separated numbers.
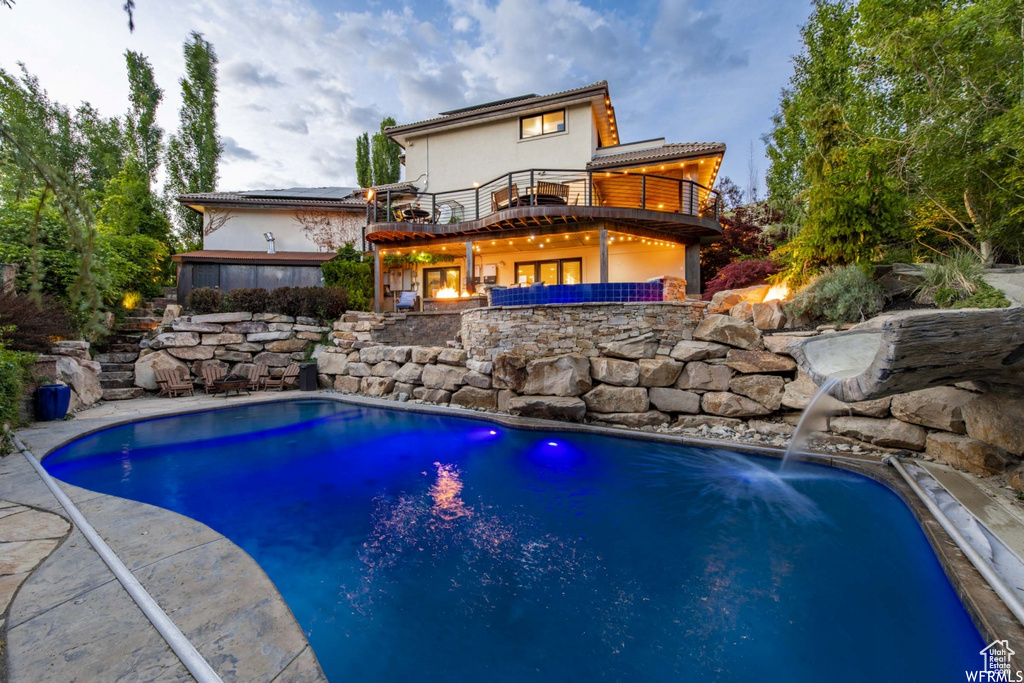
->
522, 354, 592, 397
762, 334, 803, 356
638, 358, 684, 387
201, 333, 245, 346
150, 332, 200, 349
752, 300, 788, 330
392, 362, 424, 384
729, 375, 786, 411
437, 348, 468, 366
346, 362, 372, 377
317, 352, 349, 376
890, 387, 976, 433
451, 386, 498, 409
492, 353, 529, 392
701, 392, 772, 418
589, 358, 640, 387
56, 357, 102, 409
598, 333, 658, 360
264, 339, 309, 353
223, 321, 270, 334
728, 301, 755, 322
925, 432, 1015, 476
411, 347, 445, 364
669, 340, 729, 362
463, 370, 492, 389
724, 349, 796, 374
507, 396, 587, 422
780, 372, 844, 412
829, 416, 927, 451
371, 361, 401, 377
582, 385, 648, 413
246, 331, 292, 342
172, 321, 223, 333
360, 376, 395, 397
707, 284, 770, 315
591, 411, 670, 427
360, 346, 386, 364
161, 304, 182, 325
648, 387, 701, 414
962, 394, 1024, 456
675, 361, 732, 392
693, 315, 762, 350
134, 350, 189, 391
333, 376, 361, 393
167, 345, 215, 361
253, 351, 293, 368
191, 312, 252, 324
422, 364, 468, 391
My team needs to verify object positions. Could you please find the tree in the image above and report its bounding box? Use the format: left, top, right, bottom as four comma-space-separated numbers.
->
166, 32, 221, 250
96, 159, 172, 242
124, 50, 163, 186
715, 176, 746, 212
370, 117, 400, 185
355, 132, 371, 188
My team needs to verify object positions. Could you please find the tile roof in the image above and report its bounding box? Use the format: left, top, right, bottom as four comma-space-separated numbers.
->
171, 250, 338, 265
386, 81, 609, 136
587, 142, 726, 169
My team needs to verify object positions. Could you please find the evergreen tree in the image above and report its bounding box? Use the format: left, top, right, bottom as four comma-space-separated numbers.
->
370, 116, 400, 185
124, 50, 163, 186
166, 32, 221, 250
355, 132, 371, 188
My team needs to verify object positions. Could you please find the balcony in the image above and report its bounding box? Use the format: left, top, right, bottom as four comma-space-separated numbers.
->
366, 169, 722, 245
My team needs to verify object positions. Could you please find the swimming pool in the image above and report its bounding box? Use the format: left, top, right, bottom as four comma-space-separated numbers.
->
45, 400, 982, 681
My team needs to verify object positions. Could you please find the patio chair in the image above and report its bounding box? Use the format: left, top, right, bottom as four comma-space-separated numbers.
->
395, 291, 417, 311
154, 367, 194, 398
536, 181, 569, 204
201, 364, 226, 394
491, 184, 520, 212
246, 363, 269, 391
265, 363, 300, 392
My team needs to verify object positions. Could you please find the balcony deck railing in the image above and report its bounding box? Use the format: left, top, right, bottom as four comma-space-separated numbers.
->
368, 168, 721, 227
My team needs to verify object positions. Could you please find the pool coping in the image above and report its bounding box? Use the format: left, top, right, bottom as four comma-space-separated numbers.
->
10, 390, 1023, 678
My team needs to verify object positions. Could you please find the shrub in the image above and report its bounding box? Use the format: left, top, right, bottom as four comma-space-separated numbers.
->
263, 287, 348, 319
916, 250, 985, 307
785, 265, 886, 324
95, 232, 169, 306
0, 326, 36, 428
700, 204, 779, 285
0, 290, 78, 353
322, 246, 373, 312
952, 281, 1010, 309
186, 287, 224, 314
267, 287, 306, 318
702, 259, 779, 300
226, 288, 269, 313
312, 287, 348, 320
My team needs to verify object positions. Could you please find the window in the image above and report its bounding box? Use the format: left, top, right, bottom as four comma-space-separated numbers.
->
514, 258, 582, 285
520, 109, 565, 139
423, 267, 461, 298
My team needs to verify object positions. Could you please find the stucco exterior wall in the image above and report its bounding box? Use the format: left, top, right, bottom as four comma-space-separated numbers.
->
403, 103, 597, 193
203, 208, 364, 252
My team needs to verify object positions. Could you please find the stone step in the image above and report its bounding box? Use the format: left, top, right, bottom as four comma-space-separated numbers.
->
100, 377, 136, 389
150, 297, 177, 308
100, 362, 135, 373
106, 343, 141, 353
102, 387, 144, 401
118, 321, 161, 331
100, 371, 134, 382
94, 352, 139, 364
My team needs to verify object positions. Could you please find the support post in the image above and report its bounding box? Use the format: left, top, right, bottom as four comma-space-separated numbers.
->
373, 246, 383, 313
684, 241, 701, 297
465, 241, 475, 294
599, 225, 609, 284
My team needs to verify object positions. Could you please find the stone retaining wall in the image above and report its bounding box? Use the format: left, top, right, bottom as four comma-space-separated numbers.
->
315, 312, 1024, 485
330, 311, 461, 348
459, 301, 708, 361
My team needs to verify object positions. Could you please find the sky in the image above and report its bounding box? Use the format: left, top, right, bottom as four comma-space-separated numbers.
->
0, 0, 811, 196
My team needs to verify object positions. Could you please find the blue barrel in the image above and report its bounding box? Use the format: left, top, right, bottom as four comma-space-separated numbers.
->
36, 384, 71, 422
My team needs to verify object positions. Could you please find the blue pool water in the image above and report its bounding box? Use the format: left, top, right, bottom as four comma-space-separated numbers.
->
45, 400, 982, 681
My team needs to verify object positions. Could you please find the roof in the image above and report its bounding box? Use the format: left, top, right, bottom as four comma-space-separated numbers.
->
177, 187, 366, 212
358, 181, 420, 194
385, 81, 613, 143
586, 142, 726, 170
171, 250, 339, 266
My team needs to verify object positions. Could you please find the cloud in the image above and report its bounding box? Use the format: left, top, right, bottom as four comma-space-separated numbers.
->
222, 136, 259, 162
275, 117, 309, 135
225, 61, 283, 88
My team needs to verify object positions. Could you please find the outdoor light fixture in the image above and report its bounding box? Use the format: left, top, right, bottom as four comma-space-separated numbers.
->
263, 232, 276, 254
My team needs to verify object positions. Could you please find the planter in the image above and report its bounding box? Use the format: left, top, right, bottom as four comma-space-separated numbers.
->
36, 383, 71, 421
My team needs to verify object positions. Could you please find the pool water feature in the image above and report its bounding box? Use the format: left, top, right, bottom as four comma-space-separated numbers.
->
45, 400, 982, 681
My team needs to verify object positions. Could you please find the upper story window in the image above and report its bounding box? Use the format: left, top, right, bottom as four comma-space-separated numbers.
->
520, 109, 565, 139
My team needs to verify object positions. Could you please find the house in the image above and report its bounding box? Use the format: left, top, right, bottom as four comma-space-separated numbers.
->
365, 80, 724, 312
172, 187, 366, 302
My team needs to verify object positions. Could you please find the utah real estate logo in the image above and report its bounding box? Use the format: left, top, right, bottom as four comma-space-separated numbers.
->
967, 640, 1022, 682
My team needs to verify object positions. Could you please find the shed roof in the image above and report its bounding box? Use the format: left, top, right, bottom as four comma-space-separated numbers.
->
171, 250, 338, 266
586, 142, 726, 170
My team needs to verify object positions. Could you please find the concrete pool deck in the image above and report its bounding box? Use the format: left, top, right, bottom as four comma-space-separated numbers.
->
4, 390, 1024, 679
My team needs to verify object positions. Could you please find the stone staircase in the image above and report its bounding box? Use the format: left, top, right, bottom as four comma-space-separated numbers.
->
94, 288, 177, 401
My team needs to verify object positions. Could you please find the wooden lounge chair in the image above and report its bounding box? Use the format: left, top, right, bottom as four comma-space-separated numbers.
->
201, 364, 226, 394
491, 184, 519, 212
154, 367, 194, 398
265, 363, 300, 392
536, 181, 569, 204
246, 363, 269, 391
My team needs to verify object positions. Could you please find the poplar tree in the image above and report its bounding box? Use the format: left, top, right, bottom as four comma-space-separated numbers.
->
124, 50, 163, 186
370, 117, 400, 186
355, 132, 371, 188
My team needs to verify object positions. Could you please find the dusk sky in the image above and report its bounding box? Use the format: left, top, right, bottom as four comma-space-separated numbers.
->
0, 0, 812, 195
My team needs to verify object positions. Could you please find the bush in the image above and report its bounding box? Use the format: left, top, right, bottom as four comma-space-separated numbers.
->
266, 287, 306, 318
702, 259, 779, 300
785, 265, 886, 324
264, 287, 348, 319
186, 287, 224, 314
311, 287, 349, 319
0, 290, 78, 353
952, 281, 1010, 309
322, 246, 373, 312
95, 232, 169, 306
226, 288, 269, 313
701, 204, 779, 285
916, 250, 986, 307
0, 326, 36, 428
